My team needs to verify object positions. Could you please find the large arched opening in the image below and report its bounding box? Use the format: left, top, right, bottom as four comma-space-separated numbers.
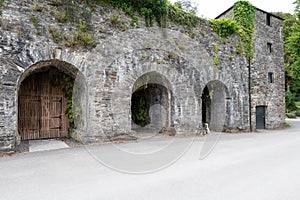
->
131, 71, 173, 132
18, 60, 86, 140
201, 80, 230, 132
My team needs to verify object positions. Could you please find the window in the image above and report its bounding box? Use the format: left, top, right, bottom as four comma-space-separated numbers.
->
267, 43, 272, 53
268, 72, 274, 83
266, 13, 271, 26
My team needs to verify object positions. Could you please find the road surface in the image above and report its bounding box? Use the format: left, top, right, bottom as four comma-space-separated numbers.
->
1, 119, 300, 200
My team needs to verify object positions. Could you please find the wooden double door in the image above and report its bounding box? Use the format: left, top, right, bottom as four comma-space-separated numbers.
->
19, 72, 69, 140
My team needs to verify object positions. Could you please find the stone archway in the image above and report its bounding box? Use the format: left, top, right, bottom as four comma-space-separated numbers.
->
18, 60, 86, 140
102, 48, 201, 138
131, 71, 172, 132
201, 80, 230, 132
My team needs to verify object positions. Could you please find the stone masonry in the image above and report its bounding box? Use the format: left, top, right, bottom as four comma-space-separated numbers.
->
0, 0, 285, 152
217, 6, 285, 131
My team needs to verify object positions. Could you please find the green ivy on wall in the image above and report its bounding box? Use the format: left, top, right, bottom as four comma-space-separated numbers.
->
233, 0, 256, 60
0, 0, 5, 15
98, 0, 198, 28
50, 71, 80, 132
97, 0, 166, 27
210, 1, 256, 60
210, 18, 239, 38
167, 1, 198, 28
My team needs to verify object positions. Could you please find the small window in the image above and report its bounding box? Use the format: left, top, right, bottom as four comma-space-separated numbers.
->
268, 72, 274, 83
267, 43, 272, 53
266, 13, 271, 26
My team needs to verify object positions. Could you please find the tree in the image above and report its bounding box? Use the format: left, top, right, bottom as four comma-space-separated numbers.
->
286, 1, 300, 94
173, 0, 198, 14
273, 12, 298, 92
275, 0, 300, 110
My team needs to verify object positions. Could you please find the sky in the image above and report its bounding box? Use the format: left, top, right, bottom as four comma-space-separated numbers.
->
169, 0, 296, 19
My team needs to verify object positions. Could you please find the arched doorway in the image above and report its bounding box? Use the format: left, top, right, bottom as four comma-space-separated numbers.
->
202, 80, 229, 132
131, 72, 172, 131
18, 61, 84, 140
202, 86, 211, 127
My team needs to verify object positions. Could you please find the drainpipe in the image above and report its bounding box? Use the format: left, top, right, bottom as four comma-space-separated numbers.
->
248, 59, 252, 132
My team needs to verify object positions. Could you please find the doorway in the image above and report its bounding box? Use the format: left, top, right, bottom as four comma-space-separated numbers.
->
131, 72, 172, 131
18, 70, 69, 140
256, 106, 266, 129
201, 80, 229, 132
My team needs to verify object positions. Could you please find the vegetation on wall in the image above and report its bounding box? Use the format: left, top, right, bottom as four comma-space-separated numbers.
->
28, 0, 200, 45
210, 1, 256, 59
47, 0, 95, 47
98, 0, 199, 28
109, 13, 128, 30
210, 0, 255, 58
50, 0, 92, 24
167, 1, 198, 28
32, 3, 44, 12
97, 0, 166, 27
30, 16, 39, 27
50, 71, 80, 132
30, 15, 42, 35
233, 0, 256, 60
30, 0, 94, 46
49, 26, 60, 43
0, 0, 5, 15
210, 18, 239, 38
210, 0, 255, 73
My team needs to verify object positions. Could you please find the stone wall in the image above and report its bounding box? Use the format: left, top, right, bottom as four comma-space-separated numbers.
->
0, 0, 276, 152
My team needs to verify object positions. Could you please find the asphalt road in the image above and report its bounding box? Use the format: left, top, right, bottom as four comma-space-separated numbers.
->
1, 119, 300, 200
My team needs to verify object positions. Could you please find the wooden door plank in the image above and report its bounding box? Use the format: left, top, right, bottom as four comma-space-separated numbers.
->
19, 71, 70, 140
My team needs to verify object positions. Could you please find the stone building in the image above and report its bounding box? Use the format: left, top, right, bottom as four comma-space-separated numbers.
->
216, 5, 285, 131
0, 0, 285, 152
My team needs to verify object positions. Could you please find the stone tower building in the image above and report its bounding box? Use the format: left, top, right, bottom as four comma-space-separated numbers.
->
0, 1, 285, 152
216, 5, 285, 131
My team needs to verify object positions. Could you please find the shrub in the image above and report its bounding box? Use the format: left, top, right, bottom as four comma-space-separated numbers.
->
74, 31, 94, 46
295, 109, 300, 117
30, 16, 39, 28
32, 4, 44, 12
65, 31, 94, 47
49, 26, 60, 43
167, 2, 198, 28
286, 113, 296, 119
286, 90, 296, 110
210, 18, 239, 38
99, 0, 198, 28
285, 123, 291, 128
53, 10, 69, 23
